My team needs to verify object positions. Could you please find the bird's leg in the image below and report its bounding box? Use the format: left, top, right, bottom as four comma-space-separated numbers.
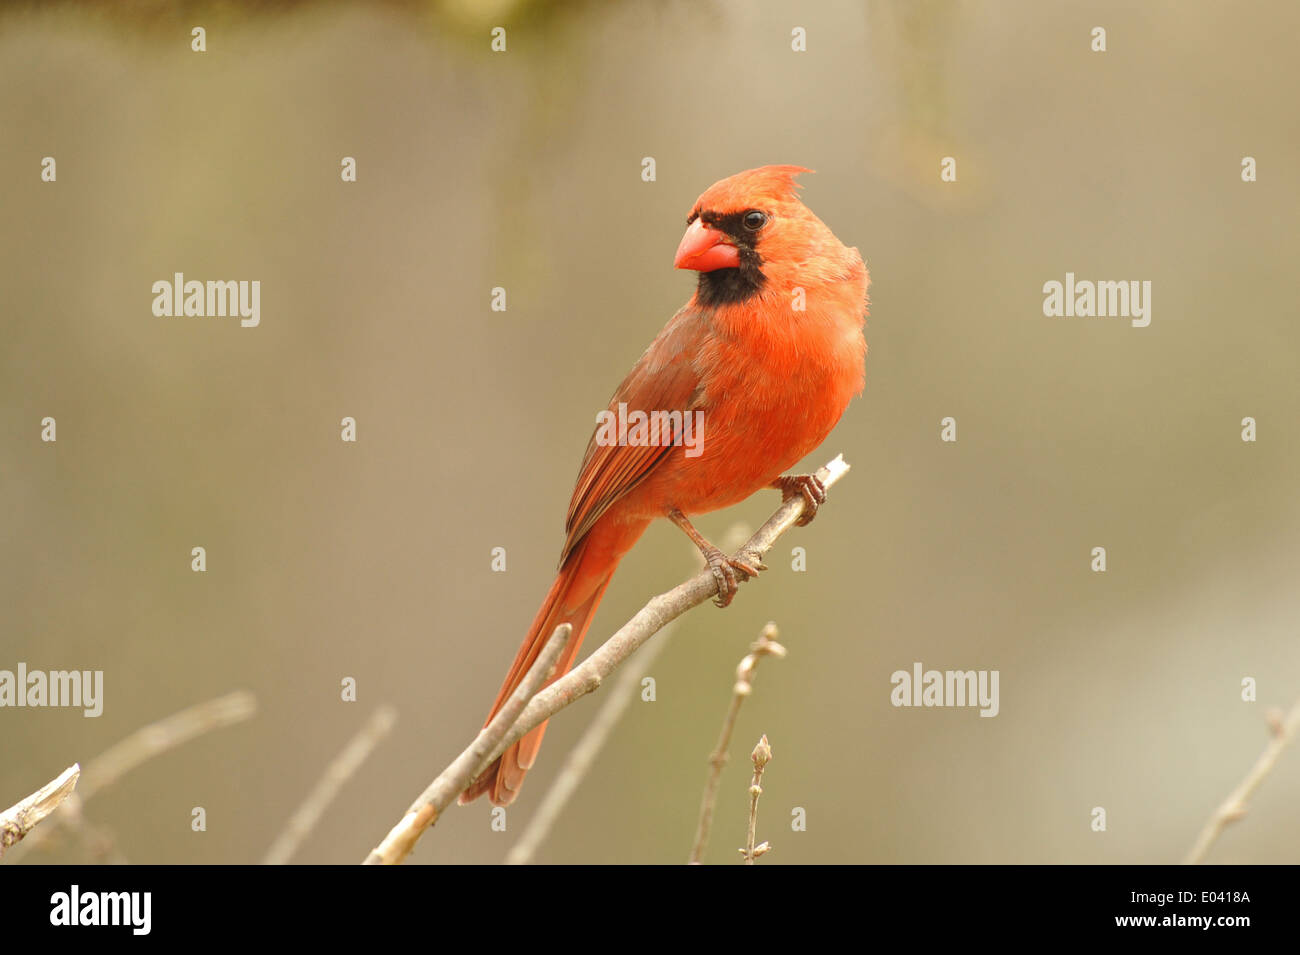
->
668, 509, 765, 608
770, 473, 827, 527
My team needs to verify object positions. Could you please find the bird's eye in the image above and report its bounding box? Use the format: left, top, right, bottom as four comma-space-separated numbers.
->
742, 210, 768, 231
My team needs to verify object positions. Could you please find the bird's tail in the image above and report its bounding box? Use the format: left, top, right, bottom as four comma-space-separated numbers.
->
459, 523, 639, 806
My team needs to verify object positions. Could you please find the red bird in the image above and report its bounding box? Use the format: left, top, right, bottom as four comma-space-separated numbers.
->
461, 165, 869, 806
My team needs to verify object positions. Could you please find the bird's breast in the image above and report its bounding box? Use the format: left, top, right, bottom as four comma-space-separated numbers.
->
631, 292, 866, 517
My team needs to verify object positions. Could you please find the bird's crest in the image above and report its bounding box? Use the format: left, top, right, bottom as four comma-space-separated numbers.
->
693, 165, 812, 215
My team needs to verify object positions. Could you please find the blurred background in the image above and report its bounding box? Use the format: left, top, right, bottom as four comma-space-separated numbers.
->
2, 0, 1298, 864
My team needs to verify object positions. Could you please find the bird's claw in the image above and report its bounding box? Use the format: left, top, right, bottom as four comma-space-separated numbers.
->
773, 474, 827, 526
706, 549, 764, 608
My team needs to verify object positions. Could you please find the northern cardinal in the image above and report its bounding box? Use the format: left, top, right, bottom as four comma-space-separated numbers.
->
461, 165, 869, 806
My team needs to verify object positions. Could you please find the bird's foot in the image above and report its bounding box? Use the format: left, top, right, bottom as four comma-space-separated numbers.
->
669, 508, 766, 608
771, 473, 827, 526
701, 546, 766, 608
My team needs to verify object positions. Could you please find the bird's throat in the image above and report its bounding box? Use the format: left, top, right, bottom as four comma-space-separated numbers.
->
696, 264, 766, 308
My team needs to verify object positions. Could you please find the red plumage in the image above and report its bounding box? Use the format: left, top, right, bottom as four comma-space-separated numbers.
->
461, 165, 868, 806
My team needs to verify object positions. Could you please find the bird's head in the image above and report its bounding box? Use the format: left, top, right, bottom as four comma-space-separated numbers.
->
674, 165, 850, 308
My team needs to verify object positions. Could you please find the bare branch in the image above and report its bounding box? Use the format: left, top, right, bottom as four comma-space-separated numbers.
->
741, 735, 771, 865
4, 690, 257, 862
363, 623, 573, 865
689, 622, 786, 864
0, 764, 80, 862
80, 690, 258, 802
505, 622, 679, 865
361, 453, 850, 865
264, 705, 398, 865
478, 455, 848, 775
1185, 698, 1300, 864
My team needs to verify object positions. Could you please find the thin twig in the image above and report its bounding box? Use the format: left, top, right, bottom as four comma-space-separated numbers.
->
688, 622, 786, 864
741, 735, 771, 865
508, 525, 750, 865
362, 623, 573, 865
0, 764, 80, 862
80, 690, 258, 802
505, 622, 678, 865
263, 704, 398, 865
1184, 699, 1300, 864
361, 453, 850, 865
5, 690, 257, 862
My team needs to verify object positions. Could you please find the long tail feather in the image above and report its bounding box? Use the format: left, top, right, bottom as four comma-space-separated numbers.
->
459, 520, 642, 806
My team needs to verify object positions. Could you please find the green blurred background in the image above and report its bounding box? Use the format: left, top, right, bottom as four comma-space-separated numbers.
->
2, 0, 1298, 864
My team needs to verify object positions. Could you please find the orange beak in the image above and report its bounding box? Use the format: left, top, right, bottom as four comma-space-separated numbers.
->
673, 219, 741, 272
